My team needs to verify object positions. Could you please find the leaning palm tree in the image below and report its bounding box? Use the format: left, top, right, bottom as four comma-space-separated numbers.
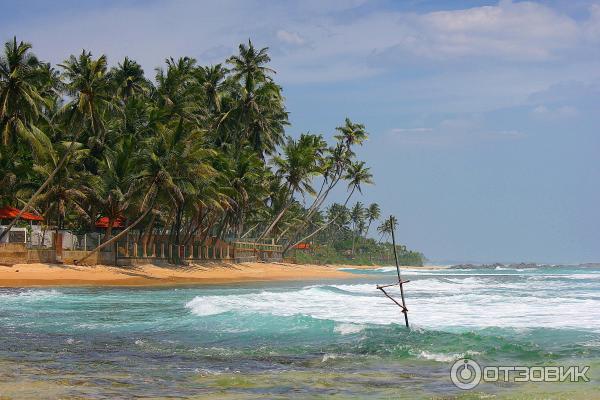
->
285, 161, 373, 253
76, 118, 217, 264
258, 133, 323, 240
34, 141, 91, 230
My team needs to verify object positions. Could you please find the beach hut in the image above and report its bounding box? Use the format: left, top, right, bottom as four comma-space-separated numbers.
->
95, 216, 126, 229
0, 206, 44, 244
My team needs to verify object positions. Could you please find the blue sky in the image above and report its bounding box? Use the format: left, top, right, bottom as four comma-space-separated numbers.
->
2, 0, 599, 263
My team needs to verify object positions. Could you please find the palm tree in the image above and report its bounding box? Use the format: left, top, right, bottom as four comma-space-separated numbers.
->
0, 38, 55, 241
196, 64, 228, 113
285, 161, 373, 252
77, 118, 217, 264
350, 202, 365, 256
34, 141, 90, 231
58, 51, 112, 151
142, 119, 217, 262
334, 118, 368, 152
0, 37, 50, 153
0, 38, 389, 266
89, 136, 140, 241
227, 40, 275, 93
0, 140, 33, 207
377, 216, 397, 243
258, 133, 323, 240
110, 57, 149, 102
226, 40, 287, 158
154, 56, 200, 122
342, 161, 373, 205
365, 203, 381, 237
280, 120, 366, 245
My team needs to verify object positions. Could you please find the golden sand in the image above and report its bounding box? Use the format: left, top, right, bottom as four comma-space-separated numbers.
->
0, 262, 354, 287
0, 262, 444, 287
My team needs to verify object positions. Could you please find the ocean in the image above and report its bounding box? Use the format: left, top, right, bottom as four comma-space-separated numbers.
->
1, 265, 599, 398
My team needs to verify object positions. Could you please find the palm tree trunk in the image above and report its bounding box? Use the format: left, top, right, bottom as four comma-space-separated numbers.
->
0, 140, 78, 241
284, 186, 356, 254
75, 175, 159, 265
75, 205, 153, 265
240, 223, 260, 239
258, 201, 291, 241
276, 224, 293, 242
103, 217, 115, 243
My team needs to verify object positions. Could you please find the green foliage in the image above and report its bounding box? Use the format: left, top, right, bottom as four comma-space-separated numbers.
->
0, 36, 425, 265
294, 240, 425, 267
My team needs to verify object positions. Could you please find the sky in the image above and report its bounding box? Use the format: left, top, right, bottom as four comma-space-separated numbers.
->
1, 0, 599, 264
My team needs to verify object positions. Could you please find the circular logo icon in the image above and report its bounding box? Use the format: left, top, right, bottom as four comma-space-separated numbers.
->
450, 358, 482, 390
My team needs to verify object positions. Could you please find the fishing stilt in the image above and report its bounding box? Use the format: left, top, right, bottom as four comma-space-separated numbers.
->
376, 216, 410, 328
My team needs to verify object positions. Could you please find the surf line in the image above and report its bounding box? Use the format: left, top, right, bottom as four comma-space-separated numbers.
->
376, 216, 410, 328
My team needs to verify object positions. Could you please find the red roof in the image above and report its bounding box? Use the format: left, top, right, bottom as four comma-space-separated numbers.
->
95, 216, 126, 228
294, 242, 311, 250
0, 206, 44, 222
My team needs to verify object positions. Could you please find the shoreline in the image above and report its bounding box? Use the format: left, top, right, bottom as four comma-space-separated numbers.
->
0, 262, 440, 288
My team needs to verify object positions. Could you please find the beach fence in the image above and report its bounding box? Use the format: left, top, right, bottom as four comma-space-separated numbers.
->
111, 236, 283, 265
0, 232, 114, 265
112, 235, 235, 266
0, 230, 284, 266
232, 239, 283, 262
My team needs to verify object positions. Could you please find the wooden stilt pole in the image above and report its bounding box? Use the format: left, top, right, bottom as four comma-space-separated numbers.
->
389, 216, 409, 328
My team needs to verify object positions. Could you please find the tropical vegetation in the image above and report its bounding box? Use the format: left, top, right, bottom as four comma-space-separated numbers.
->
291, 203, 424, 266
0, 37, 423, 265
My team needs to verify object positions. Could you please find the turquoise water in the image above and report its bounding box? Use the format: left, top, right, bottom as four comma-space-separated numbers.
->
1, 265, 599, 398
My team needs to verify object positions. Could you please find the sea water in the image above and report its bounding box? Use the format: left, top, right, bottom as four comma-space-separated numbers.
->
0, 265, 599, 398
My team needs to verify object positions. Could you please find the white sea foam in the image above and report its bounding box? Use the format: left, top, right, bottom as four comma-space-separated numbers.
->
417, 351, 463, 362
334, 323, 365, 335
417, 350, 481, 362
322, 353, 340, 362
185, 272, 600, 332
184, 300, 228, 316
0, 289, 61, 302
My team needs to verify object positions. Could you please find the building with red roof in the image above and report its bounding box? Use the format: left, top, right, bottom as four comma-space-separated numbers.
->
0, 206, 44, 222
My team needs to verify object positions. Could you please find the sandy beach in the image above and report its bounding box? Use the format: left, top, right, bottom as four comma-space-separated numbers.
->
0, 262, 401, 287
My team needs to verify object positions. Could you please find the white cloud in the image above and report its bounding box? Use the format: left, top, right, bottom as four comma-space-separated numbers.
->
385, 116, 522, 146
531, 104, 579, 118
413, 0, 581, 60
276, 30, 306, 45
1, 0, 599, 112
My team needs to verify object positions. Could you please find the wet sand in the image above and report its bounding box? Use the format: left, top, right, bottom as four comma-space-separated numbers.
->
0, 262, 424, 287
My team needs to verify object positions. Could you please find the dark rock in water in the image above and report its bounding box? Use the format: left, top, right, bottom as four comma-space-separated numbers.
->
450, 262, 555, 269
580, 263, 600, 269
450, 263, 503, 269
